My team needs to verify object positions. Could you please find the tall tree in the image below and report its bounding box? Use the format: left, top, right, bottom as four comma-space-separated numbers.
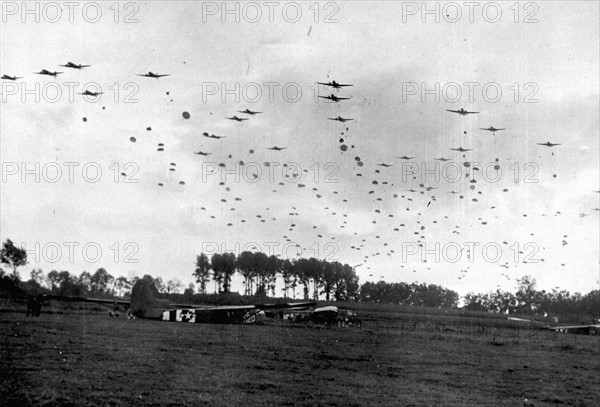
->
78, 271, 92, 294
91, 268, 114, 294
342, 264, 359, 301
193, 253, 212, 294
236, 251, 256, 295
281, 259, 295, 298
515, 276, 539, 314
211, 253, 236, 293
265, 255, 281, 297
0, 239, 27, 280
30, 268, 45, 287
295, 258, 311, 299
210, 254, 224, 293
47, 270, 61, 293
321, 261, 337, 301
252, 252, 269, 296
307, 257, 323, 300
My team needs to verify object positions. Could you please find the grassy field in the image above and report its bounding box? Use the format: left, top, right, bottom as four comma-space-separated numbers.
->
1, 308, 599, 406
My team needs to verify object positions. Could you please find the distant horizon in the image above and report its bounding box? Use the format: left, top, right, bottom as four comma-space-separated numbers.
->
4, 247, 598, 300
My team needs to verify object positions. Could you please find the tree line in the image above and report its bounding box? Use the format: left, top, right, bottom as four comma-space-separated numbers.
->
193, 251, 360, 301
1, 239, 598, 320
463, 276, 600, 321
358, 281, 460, 308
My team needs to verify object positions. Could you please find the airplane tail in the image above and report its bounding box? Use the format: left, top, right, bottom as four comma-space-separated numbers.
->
130, 279, 163, 319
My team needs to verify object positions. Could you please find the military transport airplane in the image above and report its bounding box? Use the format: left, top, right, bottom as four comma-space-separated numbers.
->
204, 134, 226, 139
36, 69, 63, 76
376, 163, 393, 167
537, 141, 561, 147
328, 116, 354, 122
446, 108, 479, 115
194, 151, 211, 156
1, 75, 22, 80
237, 109, 262, 115
43, 279, 317, 324
227, 116, 249, 121
450, 147, 473, 152
480, 126, 505, 132
61, 62, 91, 69
78, 90, 103, 97
434, 157, 451, 161
137, 72, 170, 78
397, 155, 415, 160
267, 146, 287, 151
317, 80, 353, 89
319, 94, 351, 102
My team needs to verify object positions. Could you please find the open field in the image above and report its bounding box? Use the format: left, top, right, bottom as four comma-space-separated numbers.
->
1, 308, 599, 407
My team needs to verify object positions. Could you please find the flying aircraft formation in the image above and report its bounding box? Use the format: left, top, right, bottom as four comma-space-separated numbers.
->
3, 57, 595, 307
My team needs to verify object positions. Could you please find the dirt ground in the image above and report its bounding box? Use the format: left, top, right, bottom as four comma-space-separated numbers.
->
1, 310, 598, 406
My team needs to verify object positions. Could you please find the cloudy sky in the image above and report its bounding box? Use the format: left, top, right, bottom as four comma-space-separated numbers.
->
1, 1, 598, 296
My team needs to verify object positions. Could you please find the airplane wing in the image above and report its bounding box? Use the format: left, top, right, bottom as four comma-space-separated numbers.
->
162, 301, 318, 324
446, 109, 460, 113
545, 324, 600, 330
43, 294, 130, 307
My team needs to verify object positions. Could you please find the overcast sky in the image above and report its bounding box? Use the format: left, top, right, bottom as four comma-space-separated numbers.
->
1, 1, 598, 296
